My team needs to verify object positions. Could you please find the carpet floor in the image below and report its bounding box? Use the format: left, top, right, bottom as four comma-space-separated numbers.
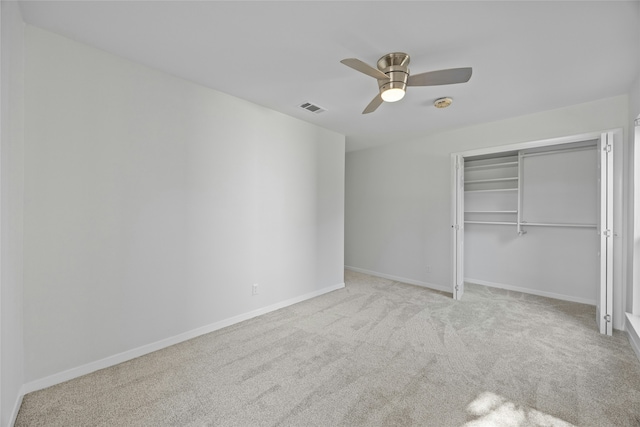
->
15, 270, 640, 426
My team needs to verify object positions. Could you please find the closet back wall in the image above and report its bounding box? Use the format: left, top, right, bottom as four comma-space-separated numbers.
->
465, 146, 599, 304
23, 26, 345, 384
345, 95, 628, 329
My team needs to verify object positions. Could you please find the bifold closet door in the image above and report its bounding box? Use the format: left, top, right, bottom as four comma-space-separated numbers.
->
597, 132, 613, 336
451, 154, 464, 299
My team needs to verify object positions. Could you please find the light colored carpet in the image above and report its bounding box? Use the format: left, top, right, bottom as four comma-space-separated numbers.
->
15, 270, 640, 426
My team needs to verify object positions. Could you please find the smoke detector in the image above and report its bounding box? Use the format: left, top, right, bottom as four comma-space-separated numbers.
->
434, 97, 453, 108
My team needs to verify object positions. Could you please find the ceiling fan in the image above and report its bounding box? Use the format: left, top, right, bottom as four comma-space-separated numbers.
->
340, 52, 472, 114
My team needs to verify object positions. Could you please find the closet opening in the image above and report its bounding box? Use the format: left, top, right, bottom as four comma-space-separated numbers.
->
452, 131, 620, 335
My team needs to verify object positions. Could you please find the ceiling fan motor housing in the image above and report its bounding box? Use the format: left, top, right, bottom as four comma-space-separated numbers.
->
377, 52, 410, 94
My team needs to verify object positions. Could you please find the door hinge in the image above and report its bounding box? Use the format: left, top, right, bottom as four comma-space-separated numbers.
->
604, 144, 612, 153
603, 229, 612, 237
455, 285, 459, 291
604, 314, 611, 323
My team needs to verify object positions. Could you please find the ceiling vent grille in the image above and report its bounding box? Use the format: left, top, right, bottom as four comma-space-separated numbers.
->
299, 102, 326, 114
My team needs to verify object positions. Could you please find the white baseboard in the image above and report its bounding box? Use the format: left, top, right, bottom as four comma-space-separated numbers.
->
464, 278, 596, 306
8, 388, 24, 427
626, 313, 640, 363
21, 282, 345, 396
345, 266, 450, 293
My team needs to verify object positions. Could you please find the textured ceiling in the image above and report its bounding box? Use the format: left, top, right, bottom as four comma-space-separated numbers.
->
18, 1, 640, 151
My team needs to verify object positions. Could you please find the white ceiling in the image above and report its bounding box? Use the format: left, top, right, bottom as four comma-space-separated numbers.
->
18, 1, 640, 151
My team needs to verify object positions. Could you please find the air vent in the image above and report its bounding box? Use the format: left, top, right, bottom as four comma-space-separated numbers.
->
299, 102, 326, 114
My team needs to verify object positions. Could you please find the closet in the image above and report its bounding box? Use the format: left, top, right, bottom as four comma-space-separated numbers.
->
451, 131, 616, 335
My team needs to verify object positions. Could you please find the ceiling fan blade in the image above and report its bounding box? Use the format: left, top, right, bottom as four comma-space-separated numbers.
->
407, 67, 472, 86
341, 58, 389, 81
362, 93, 383, 114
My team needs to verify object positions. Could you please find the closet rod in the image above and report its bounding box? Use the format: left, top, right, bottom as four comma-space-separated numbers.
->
520, 145, 596, 159
520, 221, 596, 229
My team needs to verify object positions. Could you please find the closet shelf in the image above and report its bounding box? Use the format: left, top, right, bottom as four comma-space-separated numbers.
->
465, 221, 517, 225
465, 210, 517, 214
465, 188, 518, 193
464, 161, 518, 171
465, 177, 518, 184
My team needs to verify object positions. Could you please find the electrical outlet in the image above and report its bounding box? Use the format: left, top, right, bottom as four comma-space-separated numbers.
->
252, 283, 259, 296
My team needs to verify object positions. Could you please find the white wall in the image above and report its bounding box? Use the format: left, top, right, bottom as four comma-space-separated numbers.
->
631, 72, 640, 315
345, 95, 628, 328
0, 1, 25, 425
23, 25, 344, 384
626, 1, 640, 353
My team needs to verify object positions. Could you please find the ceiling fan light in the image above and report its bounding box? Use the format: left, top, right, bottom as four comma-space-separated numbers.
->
381, 87, 405, 103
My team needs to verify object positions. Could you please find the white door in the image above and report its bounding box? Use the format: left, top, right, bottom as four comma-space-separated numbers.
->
452, 154, 465, 299
597, 132, 613, 335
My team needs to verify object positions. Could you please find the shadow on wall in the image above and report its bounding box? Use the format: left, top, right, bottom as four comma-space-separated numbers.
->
464, 392, 573, 427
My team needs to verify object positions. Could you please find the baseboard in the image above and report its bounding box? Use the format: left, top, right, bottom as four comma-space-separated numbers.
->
626, 313, 640, 363
21, 282, 345, 396
345, 266, 450, 293
464, 278, 596, 306
8, 387, 25, 427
